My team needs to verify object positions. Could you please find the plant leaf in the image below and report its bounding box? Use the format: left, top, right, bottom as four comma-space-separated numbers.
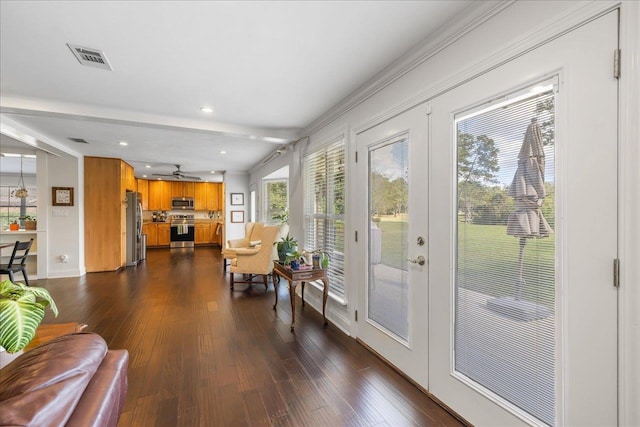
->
0, 279, 59, 353
0, 299, 46, 353
17, 286, 59, 317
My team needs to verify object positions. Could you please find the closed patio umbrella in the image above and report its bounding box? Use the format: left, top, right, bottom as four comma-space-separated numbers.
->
488, 118, 552, 320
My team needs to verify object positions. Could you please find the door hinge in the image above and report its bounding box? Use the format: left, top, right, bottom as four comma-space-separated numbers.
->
614, 49, 621, 79
613, 258, 620, 288
355, 151, 358, 163
355, 230, 358, 242
355, 310, 358, 322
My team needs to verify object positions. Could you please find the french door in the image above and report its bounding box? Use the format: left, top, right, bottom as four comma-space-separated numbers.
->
355, 9, 618, 427
428, 10, 618, 426
355, 104, 429, 388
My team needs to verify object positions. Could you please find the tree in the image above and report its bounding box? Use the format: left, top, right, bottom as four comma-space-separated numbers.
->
535, 97, 555, 146
266, 180, 287, 222
457, 132, 500, 223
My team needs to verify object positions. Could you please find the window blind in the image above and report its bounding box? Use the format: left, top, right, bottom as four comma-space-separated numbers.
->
455, 87, 556, 426
303, 139, 345, 299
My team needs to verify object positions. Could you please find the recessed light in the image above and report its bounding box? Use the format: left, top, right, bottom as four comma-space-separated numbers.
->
219, 150, 227, 155
145, 165, 151, 168
210, 171, 216, 174
142, 174, 148, 178
200, 106, 214, 113
119, 141, 128, 146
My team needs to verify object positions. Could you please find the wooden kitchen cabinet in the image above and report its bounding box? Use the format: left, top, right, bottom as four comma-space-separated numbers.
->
137, 179, 149, 210
157, 223, 171, 246
149, 181, 171, 211
194, 223, 210, 244
122, 162, 136, 192
194, 183, 207, 210
141, 179, 218, 211
85, 156, 131, 272
210, 222, 222, 245
171, 182, 195, 198
206, 183, 220, 210
142, 223, 157, 246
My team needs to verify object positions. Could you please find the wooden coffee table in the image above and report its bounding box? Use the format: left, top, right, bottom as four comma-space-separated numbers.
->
272, 262, 329, 331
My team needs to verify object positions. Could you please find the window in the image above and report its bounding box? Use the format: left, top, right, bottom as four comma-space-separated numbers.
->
0, 185, 38, 228
262, 166, 289, 224
455, 85, 556, 425
263, 179, 288, 223
250, 190, 256, 223
303, 138, 345, 300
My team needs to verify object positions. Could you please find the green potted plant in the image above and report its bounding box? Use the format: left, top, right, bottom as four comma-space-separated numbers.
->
0, 279, 58, 353
21, 215, 37, 230
285, 250, 303, 269
275, 234, 297, 263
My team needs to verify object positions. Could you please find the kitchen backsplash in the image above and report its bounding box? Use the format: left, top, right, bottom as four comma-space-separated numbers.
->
142, 210, 223, 221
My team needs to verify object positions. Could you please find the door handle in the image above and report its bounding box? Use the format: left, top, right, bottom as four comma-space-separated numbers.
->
407, 255, 426, 266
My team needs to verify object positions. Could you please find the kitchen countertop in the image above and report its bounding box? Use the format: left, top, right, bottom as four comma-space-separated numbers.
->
143, 219, 222, 224
1, 229, 39, 235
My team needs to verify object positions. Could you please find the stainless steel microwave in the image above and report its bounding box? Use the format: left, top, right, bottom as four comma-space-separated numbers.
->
171, 197, 194, 210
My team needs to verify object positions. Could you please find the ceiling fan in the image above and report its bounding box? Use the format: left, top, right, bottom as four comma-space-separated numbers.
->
152, 164, 201, 181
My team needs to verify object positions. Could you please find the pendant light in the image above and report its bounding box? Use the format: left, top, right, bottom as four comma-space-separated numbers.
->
13, 156, 29, 199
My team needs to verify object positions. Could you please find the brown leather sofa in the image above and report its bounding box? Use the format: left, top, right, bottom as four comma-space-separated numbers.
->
0, 332, 128, 427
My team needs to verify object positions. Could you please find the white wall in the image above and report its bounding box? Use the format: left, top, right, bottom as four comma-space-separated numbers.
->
38, 151, 84, 278
223, 171, 249, 243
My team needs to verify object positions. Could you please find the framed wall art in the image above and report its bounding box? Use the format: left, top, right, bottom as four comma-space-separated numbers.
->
52, 187, 74, 206
231, 210, 245, 223
230, 193, 244, 205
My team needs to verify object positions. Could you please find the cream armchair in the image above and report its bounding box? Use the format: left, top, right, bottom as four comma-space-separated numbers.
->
221, 222, 264, 271
229, 225, 279, 291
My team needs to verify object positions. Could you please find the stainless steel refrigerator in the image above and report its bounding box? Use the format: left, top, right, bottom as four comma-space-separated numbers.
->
125, 192, 143, 266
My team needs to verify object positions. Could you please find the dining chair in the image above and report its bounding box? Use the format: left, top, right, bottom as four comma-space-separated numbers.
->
0, 239, 34, 286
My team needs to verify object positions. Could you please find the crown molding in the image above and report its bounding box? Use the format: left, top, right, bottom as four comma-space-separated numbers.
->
301, 0, 514, 136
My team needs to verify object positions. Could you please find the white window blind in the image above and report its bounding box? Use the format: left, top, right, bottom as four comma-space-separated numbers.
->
303, 139, 345, 299
455, 87, 556, 426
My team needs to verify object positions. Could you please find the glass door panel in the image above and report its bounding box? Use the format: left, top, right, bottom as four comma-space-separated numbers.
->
368, 136, 409, 341
455, 88, 556, 425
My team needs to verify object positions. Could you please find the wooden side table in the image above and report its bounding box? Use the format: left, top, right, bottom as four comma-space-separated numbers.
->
23, 322, 87, 351
272, 262, 329, 331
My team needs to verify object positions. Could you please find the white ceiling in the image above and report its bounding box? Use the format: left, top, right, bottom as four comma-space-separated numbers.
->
0, 0, 478, 180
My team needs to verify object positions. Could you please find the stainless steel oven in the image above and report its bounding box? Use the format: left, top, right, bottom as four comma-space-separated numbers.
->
170, 215, 195, 248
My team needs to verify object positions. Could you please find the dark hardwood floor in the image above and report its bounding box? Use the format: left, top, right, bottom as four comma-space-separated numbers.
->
36, 247, 463, 426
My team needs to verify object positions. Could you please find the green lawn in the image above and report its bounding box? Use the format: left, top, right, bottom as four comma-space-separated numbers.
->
376, 220, 408, 270
376, 220, 555, 305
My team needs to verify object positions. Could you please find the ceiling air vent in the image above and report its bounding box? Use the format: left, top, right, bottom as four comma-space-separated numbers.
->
67, 44, 113, 71
68, 137, 89, 144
